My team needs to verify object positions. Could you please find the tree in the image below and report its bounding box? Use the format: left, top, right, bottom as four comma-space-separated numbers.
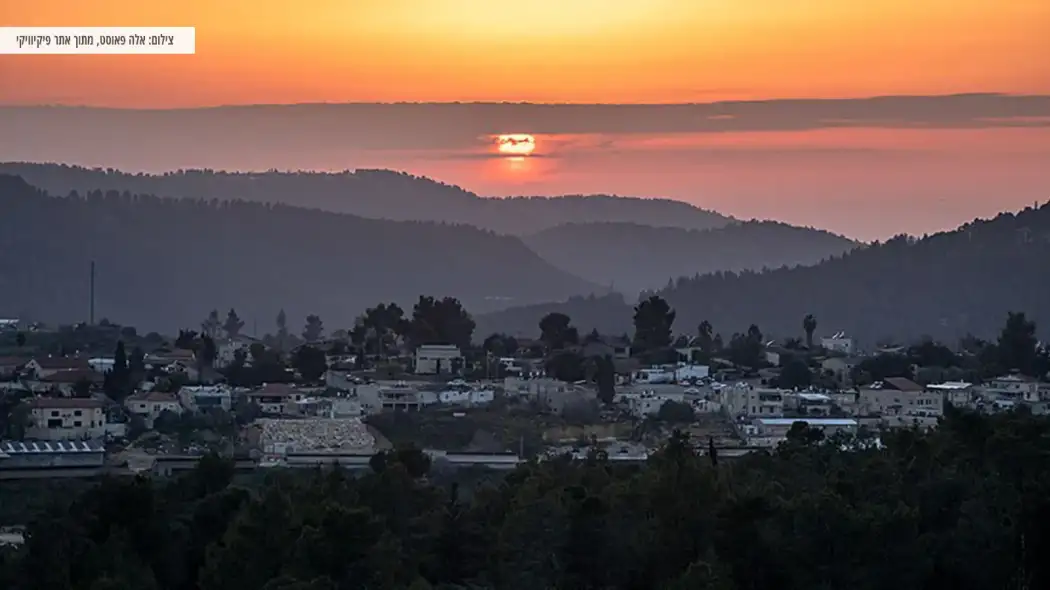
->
774, 356, 812, 389
201, 310, 221, 338
224, 308, 245, 339
727, 324, 765, 369
294, 345, 328, 382
15, 332, 25, 348
72, 377, 93, 398
539, 312, 578, 351
633, 296, 675, 354
803, 314, 817, 349
303, 314, 325, 342
175, 329, 198, 349
546, 351, 586, 382
657, 400, 696, 423
594, 355, 616, 404
998, 311, 1039, 376
409, 296, 475, 351
199, 335, 218, 368
104, 340, 131, 399
276, 309, 290, 351
128, 346, 146, 376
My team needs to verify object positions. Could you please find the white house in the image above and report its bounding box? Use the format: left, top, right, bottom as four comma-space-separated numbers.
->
717, 384, 786, 418
982, 374, 1043, 403
821, 332, 855, 355
746, 417, 858, 447
125, 391, 183, 423
247, 383, 306, 415
24, 397, 107, 441
215, 337, 259, 368
859, 377, 942, 418
926, 381, 976, 407
439, 386, 495, 406
178, 385, 233, 412
674, 364, 710, 382
23, 357, 93, 379
415, 345, 463, 375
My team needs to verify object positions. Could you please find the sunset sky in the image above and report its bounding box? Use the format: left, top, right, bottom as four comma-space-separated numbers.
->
2, 0, 1049, 239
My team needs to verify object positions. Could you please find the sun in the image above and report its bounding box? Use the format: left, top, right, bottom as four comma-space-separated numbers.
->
496, 134, 536, 156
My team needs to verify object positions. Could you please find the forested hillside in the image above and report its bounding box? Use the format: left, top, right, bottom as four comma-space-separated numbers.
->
524, 220, 857, 294
0, 163, 732, 235
480, 202, 1050, 343
3, 410, 1050, 589
0, 175, 601, 332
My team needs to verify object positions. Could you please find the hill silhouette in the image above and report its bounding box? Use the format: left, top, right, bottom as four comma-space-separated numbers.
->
523, 220, 857, 294
478, 203, 1050, 344
0, 163, 732, 235
0, 175, 603, 333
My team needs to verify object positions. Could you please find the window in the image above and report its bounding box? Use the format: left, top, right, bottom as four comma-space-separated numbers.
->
51, 410, 60, 417
74, 410, 82, 416
73, 421, 83, 427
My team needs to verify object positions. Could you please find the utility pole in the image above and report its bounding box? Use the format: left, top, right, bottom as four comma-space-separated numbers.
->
89, 260, 96, 325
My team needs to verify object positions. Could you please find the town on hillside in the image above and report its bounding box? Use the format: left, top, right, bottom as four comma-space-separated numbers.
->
1, 297, 1048, 488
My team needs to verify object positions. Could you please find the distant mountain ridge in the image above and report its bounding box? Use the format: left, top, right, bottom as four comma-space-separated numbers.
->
522, 221, 858, 295
0, 175, 604, 333
0, 163, 733, 235
478, 203, 1050, 343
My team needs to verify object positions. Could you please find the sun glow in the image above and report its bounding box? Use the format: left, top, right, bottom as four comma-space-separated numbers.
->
496, 134, 536, 157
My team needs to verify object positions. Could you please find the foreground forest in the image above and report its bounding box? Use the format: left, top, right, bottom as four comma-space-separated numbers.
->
481, 202, 1050, 342
0, 175, 600, 332
3, 409, 1050, 590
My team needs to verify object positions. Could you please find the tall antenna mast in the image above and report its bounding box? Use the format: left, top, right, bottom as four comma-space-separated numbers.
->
89, 260, 96, 325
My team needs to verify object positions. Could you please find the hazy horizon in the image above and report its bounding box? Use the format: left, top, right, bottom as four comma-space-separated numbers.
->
3, 95, 1049, 241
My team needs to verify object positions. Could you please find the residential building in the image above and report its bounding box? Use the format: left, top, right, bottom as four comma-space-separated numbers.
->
926, 381, 977, 407
633, 367, 675, 384
37, 369, 103, 396
718, 384, 786, 418
247, 383, 306, 415
821, 356, 862, 387
746, 417, 858, 447
618, 389, 686, 417
859, 377, 942, 419
215, 336, 259, 368
23, 357, 92, 379
24, 397, 107, 441
821, 332, 855, 355
675, 364, 710, 383
415, 345, 462, 375
0, 357, 29, 379
178, 385, 232, 412
144, 349, 196, 370
439, 386, 495, 406
789, 392, 834, 416
981, 374, 1042, 403
125, 391, 183, 423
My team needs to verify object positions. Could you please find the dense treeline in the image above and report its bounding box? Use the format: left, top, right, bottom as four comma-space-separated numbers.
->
0, 175, 599, 332
0, 163, 731, 235
481, 202, 1050, 343
3, 409, 1050, 589
523, 220, 856, 295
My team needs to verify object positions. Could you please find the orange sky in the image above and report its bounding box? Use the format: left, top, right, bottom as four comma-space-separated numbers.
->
2, 0, 1049, 106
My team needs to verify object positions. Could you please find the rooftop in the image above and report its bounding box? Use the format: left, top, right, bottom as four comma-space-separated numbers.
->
757, 418, 858, 426
25, 397, 104, 409
33, 356, 92, 370
1, 440, 105, 454
927, 381, 974, 391
127, 391, 179, 403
